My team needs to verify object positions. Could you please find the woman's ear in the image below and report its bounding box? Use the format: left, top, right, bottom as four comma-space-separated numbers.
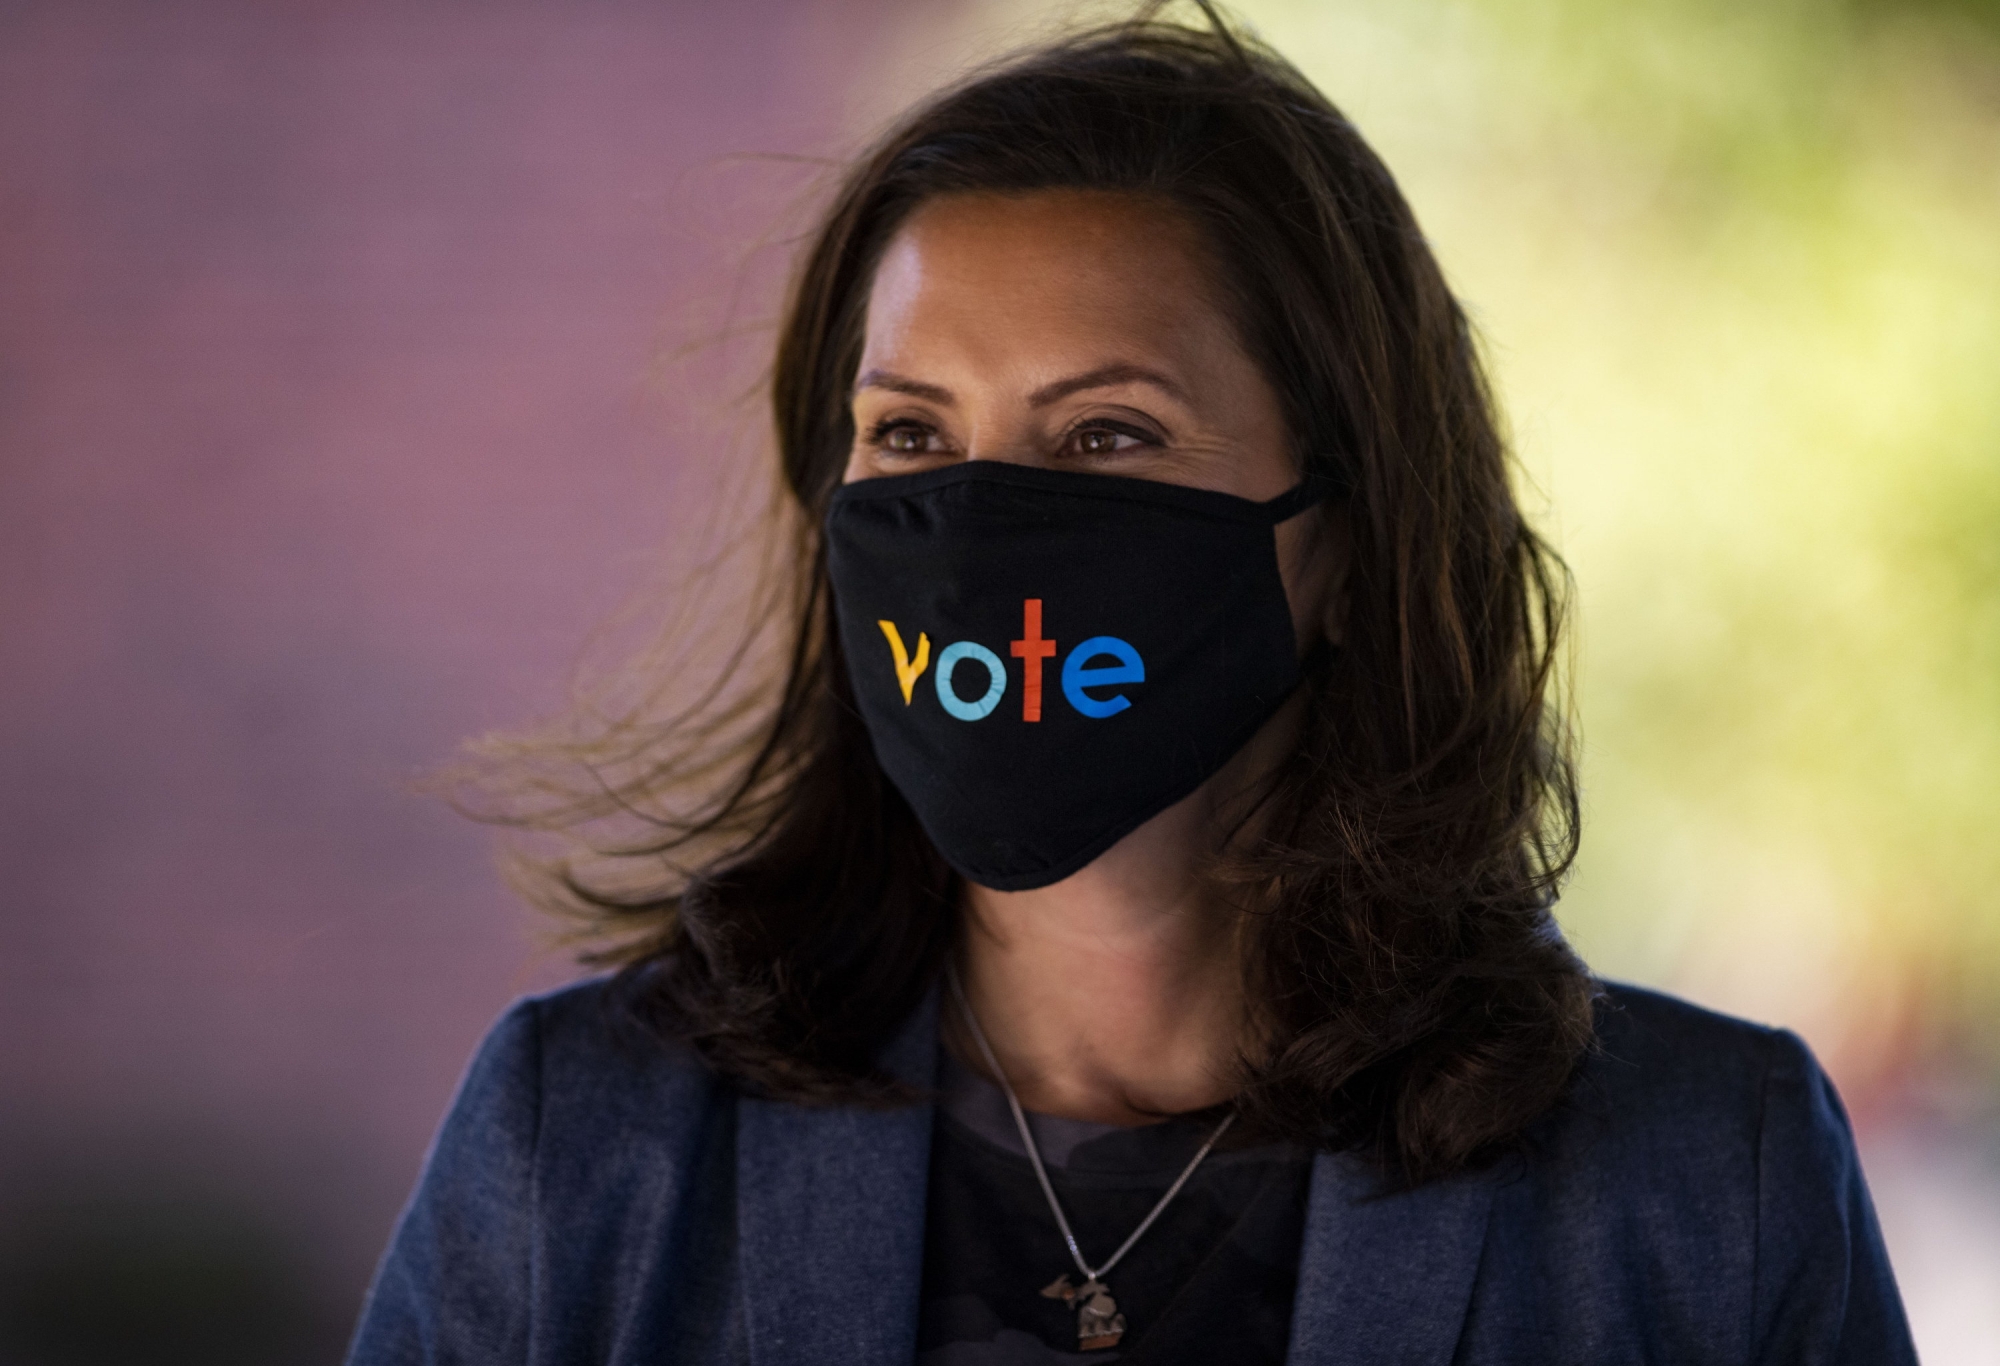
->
1279, 500, 1354, 655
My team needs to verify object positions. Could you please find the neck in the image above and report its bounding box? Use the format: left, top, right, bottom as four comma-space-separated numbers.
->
951, 734, 1289, 1125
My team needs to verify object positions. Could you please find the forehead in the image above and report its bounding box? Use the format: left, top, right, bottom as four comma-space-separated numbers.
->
860, 190, 1243, 365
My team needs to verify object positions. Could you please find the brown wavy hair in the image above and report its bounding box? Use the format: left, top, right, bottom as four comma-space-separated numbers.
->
476, 5, 1598, 1185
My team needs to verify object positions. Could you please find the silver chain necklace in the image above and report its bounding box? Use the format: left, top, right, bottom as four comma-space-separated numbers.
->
946, 964, 1237, 1352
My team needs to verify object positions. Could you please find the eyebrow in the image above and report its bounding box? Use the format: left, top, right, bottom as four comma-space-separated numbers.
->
852, 370, 954, 404
1029, 364, 1187, 407
851, 363, 1188, 407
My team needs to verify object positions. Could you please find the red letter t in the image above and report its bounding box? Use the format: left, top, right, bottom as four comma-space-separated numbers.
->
1010, 598, 1057, 721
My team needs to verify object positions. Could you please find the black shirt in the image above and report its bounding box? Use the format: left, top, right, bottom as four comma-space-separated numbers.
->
916, 1050, 1312, 1365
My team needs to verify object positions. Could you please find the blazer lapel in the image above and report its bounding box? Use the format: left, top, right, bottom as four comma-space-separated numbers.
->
1285, 1151, 1496, 1366
736, 989, 939, 1366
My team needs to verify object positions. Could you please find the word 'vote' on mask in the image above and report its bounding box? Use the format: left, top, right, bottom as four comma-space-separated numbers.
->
874, 598, 1144, 722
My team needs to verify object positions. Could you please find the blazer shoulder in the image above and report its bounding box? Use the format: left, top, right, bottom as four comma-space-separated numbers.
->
1580, 978, 1803, 1117
1520, 978, 1818, 1198
505, 975, 723, 1139
346, 977, 734, 1365
1544, 984, 1917, 1361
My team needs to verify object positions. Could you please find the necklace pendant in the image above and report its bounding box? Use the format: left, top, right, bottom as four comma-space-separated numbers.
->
1041, 1274, 1126, 1351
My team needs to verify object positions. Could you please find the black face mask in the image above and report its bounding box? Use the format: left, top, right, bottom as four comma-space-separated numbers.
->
825, 460, 1329, 891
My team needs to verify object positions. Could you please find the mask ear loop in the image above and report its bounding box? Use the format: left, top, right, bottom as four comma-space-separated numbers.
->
1256, 469, 1347, 523
1263, 471, 1348, 671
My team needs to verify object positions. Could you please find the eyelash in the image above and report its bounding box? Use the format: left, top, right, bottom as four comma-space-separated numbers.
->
862, 417, 1163, 455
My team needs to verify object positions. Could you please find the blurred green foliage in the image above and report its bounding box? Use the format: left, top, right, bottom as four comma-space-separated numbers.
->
1231, 0, 2000, 1091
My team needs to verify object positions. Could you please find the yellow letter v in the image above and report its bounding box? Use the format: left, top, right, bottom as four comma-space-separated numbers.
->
876, 621, 930, 704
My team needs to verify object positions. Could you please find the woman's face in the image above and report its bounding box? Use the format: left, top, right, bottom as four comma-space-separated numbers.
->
844, 188, 1342, 647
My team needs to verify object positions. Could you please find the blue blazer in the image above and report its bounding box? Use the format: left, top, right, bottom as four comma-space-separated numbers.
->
346, 980, 1915, 1365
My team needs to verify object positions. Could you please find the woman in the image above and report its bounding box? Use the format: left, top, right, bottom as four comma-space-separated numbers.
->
348, 11, 1915, 1365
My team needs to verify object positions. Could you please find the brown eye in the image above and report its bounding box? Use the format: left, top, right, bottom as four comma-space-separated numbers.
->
1066, 422, 1153, 458
875, 421, 935, 455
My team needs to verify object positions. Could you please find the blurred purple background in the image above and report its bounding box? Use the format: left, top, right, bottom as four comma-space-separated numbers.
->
0, 2, 922, 1358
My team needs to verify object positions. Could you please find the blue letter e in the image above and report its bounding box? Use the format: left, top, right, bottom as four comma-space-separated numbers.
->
1061, 636, 1144, 718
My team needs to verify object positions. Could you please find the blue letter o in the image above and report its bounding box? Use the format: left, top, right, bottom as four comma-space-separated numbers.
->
1061, 636, 1144, 718
936, 641, 1006, 720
